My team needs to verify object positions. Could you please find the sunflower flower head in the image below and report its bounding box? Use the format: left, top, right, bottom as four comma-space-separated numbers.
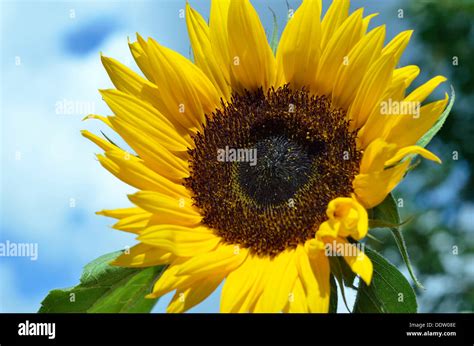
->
83, 0, 448, 313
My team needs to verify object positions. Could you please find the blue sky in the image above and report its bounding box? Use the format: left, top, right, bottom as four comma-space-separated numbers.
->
0, 0, 452, 313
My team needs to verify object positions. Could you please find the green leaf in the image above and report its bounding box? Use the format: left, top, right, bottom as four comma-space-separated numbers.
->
368, 216, 413, 229
417, 85, 455, 148
338, 257, 357, 288
353, 247, 417, 313
371, 194, 423, 289
268, 7, 279, 55
366, 232, 383, 244
329, 275, 338, 313
39, 251, 164, 313
329, 257, 355, 312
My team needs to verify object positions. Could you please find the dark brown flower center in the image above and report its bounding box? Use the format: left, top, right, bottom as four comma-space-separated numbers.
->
185, 85, 361, 256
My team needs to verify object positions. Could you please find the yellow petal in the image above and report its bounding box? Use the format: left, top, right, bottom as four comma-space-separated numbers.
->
148, 258, 202, 298
337, 238, 373, 285
366, 65, 422, 138
167, 274, 225, 313
370, 76, 447, 148
353, 160, 410, 209
254, 250, 298, 312
97, 207, 144, 219
381, 30, 413, 66
209, 0, 231, 83
227, 0, 276, 91
97, 207, 151, 234
359, 138, 398, 174
100, 89, 192, 151
405, 75, 447, 103
81, 130, 116, 152
137, 225, 219, 257
348, 52, 396, 130
361, 13, 378, 35
320, 0, 350, 49
276, 0, 322, 89
365, 113, 440, 171
322, 196, 368, 240
186, 3, 230, 99
102, 50, 166, 119
112, 212, 151, 234
385, 93, 449, 147
357, 70, 417, 149
175, 244, 248, 277
316, 8, 364, 96
391, 65, 420, 89
99, 150, 189, 199
385, 146, 441, 167
315, 219, 340, 240
129, 35, 155, 82
108, 117, 189, 183
287, 278, 309, 313
146, 38, 221, 131
332, 25, 386, 110
128, 191, 201, 227
111, 243, 173, 267
296, 245, 330, 313
220, 255, 269, 313
83, 113, 113, 128
101, 54, 159, 103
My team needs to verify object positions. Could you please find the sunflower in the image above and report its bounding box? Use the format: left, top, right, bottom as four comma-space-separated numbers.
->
82, 0, 448, 313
